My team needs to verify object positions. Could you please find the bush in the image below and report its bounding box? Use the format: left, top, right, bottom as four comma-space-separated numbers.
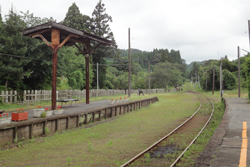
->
40, 111, 47, 118
223, 69, 236, 90
243, 57, 250, 99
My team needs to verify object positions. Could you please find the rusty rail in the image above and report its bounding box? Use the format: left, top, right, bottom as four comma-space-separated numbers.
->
170, 92, 214, 166
120, 92, 203, 167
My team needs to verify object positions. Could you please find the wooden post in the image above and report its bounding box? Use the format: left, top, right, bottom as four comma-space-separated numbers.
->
14, 126, 18, 143
84, 114, 88, 124
105, 109, 107, 119
238, 46, 241, 97
43, 120, 47, 135
56, 119, 59, 131
66, 116, 69, 129
29, 124, 33, 139
85, 54, 90, 104
92, 112, 95, 122
51, 29, 60, 110
99, 110, 101, 121
76, 115, 80, 127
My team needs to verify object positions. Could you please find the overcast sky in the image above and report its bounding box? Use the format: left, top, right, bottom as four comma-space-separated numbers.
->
1, 0, 250, 64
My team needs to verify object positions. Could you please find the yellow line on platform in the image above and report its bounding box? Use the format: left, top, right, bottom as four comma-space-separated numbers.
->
239, 121, 247, 167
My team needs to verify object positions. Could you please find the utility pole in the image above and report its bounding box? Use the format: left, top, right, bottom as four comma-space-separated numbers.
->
238, 46, 241, 97
213, 63, 215, 95
248, 20, 250, 49
97, 62, 99, 96
220, 59, 222, 98
148, 60, 150, 95
206, 70, 207, 93
128, 28, 131, 97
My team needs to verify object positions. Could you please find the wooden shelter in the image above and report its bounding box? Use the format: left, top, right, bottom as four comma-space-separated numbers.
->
22, 22, 112, 110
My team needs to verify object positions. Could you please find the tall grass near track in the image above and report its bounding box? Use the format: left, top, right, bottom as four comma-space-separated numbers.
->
0, 92, 199, 167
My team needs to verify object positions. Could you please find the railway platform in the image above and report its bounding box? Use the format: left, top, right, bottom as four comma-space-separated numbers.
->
6, 100, 110, 122
196, 97, 250, 167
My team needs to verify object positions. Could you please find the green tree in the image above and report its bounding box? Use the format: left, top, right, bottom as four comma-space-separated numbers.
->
200, 65, 220, 91
68, 70, 84, 90
62, 2, 90, 32
244, 57, 250, 99
0, 8, 30, 89
160, 50, 167, 62
222, 69, 236, 90
151, 62, 182, 88
91, 0, 117, 88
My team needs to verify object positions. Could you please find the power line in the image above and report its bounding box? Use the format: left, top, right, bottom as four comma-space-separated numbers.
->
0, 52, 135, 67
132, 31, 248, 46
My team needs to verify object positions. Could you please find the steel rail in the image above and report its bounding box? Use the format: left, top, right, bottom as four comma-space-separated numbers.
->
170, 93, 214, 167
120, 92, 202, 167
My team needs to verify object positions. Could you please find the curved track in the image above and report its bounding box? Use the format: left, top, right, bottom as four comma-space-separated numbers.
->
121, 92, 214, 167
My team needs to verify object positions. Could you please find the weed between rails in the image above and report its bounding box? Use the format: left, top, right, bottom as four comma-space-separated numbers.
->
132, 96, 225, 167
176, 101, 225, 166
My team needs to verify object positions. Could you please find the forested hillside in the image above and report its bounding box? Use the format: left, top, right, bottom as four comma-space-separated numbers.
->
189, 54, 250, 91
0, 1, 188, 92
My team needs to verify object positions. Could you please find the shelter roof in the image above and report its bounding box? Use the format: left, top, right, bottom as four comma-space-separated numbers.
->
22, 22, 112, 46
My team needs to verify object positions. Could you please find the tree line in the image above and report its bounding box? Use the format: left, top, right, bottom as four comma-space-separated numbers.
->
0, 1, 188, 92
189, 53, 250, 93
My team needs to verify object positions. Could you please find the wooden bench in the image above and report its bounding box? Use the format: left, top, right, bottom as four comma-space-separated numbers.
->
56, 99, 79, 107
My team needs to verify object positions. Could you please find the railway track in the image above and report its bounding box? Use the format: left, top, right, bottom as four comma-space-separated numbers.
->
121, 92, 214, 167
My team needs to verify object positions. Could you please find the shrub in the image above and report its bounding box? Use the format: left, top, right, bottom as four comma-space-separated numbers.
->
40, 111, 47, 118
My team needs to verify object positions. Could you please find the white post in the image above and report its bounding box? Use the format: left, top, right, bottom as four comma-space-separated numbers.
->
9, 91, 12, 103
14, 91, 17, 103
5, 91, 8, 103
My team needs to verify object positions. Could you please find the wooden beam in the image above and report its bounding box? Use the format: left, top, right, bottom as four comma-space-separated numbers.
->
90, 43, 101, 55
57, 34, 79, 49
74, 44, 86, 55
32, 34, 53, 50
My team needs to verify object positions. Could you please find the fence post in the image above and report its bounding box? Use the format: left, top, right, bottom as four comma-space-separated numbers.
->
9, 91, 12, 103
35, 90, 37, 104
23, 90, 26, 103
1, 91, 3, 103
14, 90, 17, 103
5, 91, 8, 103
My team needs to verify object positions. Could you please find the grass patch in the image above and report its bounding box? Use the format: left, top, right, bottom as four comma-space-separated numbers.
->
0, 92, 199, 166
176, 94, 226, 166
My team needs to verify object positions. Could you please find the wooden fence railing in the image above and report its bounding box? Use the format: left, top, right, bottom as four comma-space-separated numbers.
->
0, 89, 166, 104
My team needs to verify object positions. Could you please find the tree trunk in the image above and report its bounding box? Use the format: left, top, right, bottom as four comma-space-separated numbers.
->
5, 73, 10, 89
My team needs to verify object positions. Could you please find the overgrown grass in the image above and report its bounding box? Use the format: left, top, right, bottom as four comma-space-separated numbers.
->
183, 81, 248, 99
0, 93, 154, 112
0, 92, 199, 166
177, 100, 225, 166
